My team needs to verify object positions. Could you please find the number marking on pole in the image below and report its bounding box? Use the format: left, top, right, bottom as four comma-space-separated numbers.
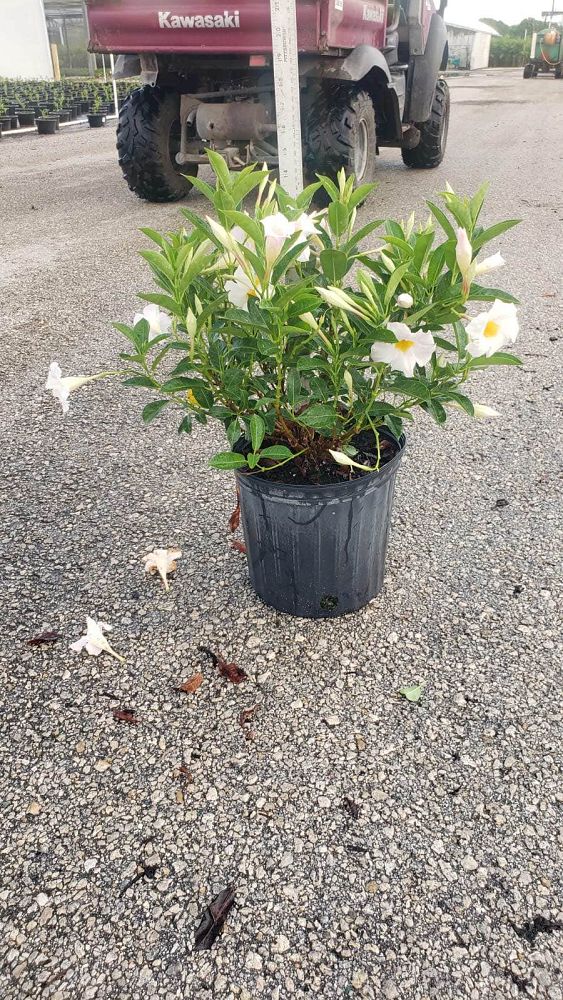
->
269, 0, 304, 198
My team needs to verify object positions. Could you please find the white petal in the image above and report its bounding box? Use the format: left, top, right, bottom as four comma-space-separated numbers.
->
46, 362, 62, 389
70, 637, 88, 653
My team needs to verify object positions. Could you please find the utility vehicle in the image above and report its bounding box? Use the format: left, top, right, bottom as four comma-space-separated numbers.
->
85, 0, 450, 201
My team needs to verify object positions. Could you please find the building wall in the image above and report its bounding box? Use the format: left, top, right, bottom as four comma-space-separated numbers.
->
446, 26, 474, 69
470, 31, 492, 71
0, 0, 54, 79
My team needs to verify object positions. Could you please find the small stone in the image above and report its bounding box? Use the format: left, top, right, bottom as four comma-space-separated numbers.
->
206, 787, 219, 802
355, 734, 367, 752
27, 801, 41, 816
84, 859, 97, 873
383, 981, 399, 1000
175, 789, 184, 804
94, 759, 111, 773
324, 715, 340, 727
272, 934, 290, 955
245, 951, 262, 972
387, 632, 399, 645
75, 741, 86, 754
462, 855, 479, 872
365, 881, 378, 894
352, 970, 368, 990
318, 796, 331, 808
36, 893, 49, 908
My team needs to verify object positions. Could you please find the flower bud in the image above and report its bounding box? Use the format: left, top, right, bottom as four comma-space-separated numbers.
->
397, 293, 414, 309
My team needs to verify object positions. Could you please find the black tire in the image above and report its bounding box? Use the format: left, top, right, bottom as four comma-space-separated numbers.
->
555, 64, 562, 79
402, 78, 450, 169
117, 86, 197, 202
306, 88, 377, 185
523, 63, 534, 78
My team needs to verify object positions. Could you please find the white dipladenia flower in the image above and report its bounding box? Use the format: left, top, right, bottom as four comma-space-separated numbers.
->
70, 617, 124, 662
370, 323, 436, 377
225, 266, 261, 311
144, 547, 182, 591
133, 303, 172, 336
45, 363, 104, 415
466, 300, 519, 358
262, 212, 296, 267
397, 293, 414, 309
456, 228, 505, 294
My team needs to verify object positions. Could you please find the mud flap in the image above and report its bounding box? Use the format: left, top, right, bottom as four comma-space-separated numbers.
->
404, 14, 447, 123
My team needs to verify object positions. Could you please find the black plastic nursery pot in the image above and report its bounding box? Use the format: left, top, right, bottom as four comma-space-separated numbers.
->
236, 431, 406, 619
87, 112, 106, 128
36, 117, 58, 135
17, 111, 36, 128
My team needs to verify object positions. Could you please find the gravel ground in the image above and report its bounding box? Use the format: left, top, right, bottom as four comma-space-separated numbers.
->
1, 68, 562, 1000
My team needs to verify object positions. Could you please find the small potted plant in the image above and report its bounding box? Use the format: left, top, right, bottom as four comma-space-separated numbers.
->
36, 108, 58, 135
0, 99, 12, 131
87, 95, 106, 128
45, 158, 521, 618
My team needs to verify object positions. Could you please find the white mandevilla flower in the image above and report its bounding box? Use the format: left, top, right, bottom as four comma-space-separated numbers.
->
45, 362, 104, 415
456, 228, 505, 293
466, 300, 519, 358
262, 212, 296, 266
397, 293, 414, 309
225, 266, 262, 311
133, 303, 172, 336
370, 323, 436, 377
70, 616, 124, 662
144, 547, 182, 591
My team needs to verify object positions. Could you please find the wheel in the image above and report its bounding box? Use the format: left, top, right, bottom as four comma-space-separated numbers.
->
116, 86, 197, 202
523, 63, 534, 78
402, 78, 450, 169
555, 64, 562, 79
305, 88, 377, 185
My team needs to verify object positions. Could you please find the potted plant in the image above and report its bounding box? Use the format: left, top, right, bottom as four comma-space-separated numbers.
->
0, 99, 11, 131
36, 108, 58, 135
45, 159, 521, 618
87, 95, 105, 128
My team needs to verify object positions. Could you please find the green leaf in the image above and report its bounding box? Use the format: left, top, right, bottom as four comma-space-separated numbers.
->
249, 413, 266, 452
319, 248, 350, 282
328, 201, 350, 238
472, 219, 520, 251
226, 419, 241, 449
384, 262, 411, 306
467, 285, 519, 305
427, 201, 456, 241
247, 453, 260, 469
161, 377, 201, 393
206, 148, 232, 189
178, 415, 193, 434
260, 445, 294, 460
123, 375, 158, 389
399, 684, 424, 703
469, 352, 523, 368
433, 336, 457, 353
142, 400, 169, 424
299, 403, 338, 433
208, 451, 248, 471
286, 369, 301, 409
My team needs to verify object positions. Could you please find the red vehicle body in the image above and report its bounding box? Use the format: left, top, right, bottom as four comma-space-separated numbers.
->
85, 0, 450, 202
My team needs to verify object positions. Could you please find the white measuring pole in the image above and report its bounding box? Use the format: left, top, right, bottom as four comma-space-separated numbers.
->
269, 0, 304, 198
109, 53, 119, 118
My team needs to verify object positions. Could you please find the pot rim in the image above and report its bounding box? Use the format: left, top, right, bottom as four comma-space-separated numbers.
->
235, 430, 406, 501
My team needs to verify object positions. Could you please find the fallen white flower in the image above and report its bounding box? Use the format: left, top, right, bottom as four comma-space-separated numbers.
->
144, 547, 182, 590
329, 450, 377, 474
473, 403, 501, 418
70, 617, 124, 662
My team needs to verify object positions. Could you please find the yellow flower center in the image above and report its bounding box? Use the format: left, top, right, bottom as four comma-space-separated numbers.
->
484, 320, 500, 338
395, 339, 415, 353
